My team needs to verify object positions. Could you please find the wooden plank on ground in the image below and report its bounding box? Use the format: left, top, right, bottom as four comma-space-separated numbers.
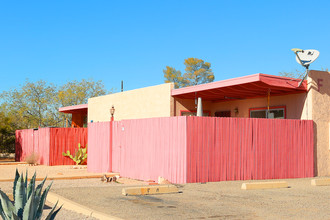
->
241, 181, 288, 190
122, 185, 179, 196
311, 178, 330, 186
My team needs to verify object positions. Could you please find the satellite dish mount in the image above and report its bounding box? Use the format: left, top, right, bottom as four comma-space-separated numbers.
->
291, 48, 319, 87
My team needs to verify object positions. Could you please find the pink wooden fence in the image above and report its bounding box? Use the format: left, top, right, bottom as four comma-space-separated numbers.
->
87, 118, 187, 183
87, 122, 111, 172
16, 128, 50, 165
15, 128, 87, 165
112, 117, 187, 183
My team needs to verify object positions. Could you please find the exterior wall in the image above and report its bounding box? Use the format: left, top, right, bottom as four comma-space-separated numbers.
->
88, 83, 174, 122
175, 98, 213, 116
175, 93, 306, 119
308, 70, 330, 176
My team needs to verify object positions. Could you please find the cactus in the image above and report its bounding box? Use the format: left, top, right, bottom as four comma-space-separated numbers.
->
0, 169, 61, 220
62, 143, 87, 165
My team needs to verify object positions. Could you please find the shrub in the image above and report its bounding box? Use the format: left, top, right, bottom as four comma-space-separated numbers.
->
0, 170, 61, 219
24, 152, 39, 165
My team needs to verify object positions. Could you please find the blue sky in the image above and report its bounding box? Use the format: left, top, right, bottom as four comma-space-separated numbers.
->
0, 1, 329, 93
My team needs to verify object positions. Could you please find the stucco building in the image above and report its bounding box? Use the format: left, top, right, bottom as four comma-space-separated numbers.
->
60, 70, 330, 176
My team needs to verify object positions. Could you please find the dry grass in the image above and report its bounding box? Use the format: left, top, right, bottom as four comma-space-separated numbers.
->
24, 152, 39, 165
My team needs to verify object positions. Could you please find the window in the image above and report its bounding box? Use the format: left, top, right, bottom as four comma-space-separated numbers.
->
249, 106, 286, 119
180, 110, 210, 116
215, 111, 231, 117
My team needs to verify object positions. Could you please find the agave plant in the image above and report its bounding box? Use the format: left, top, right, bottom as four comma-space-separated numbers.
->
62, 143, 87, 165
0, 170, 61, 220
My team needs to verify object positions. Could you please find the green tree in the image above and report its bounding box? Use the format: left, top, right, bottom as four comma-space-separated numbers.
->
57, 79, 107, 127
0, 79, 108, 129
163, 66, 187, 89
183, 58, 214, 86
0, 111, 16, 153
164, 58, 215, 88
0, 78, 108, 152
1, 80, 57, 128
58, 79, 106, 107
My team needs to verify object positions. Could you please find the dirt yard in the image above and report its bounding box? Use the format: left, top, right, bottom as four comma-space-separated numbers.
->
0, 164, 121, 182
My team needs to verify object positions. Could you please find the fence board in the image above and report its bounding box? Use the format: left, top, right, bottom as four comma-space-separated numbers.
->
111, 117, 187, 183
15, 129, 35, 162
34, 128, 50, 165
87, 122, 111, 172
49, 128, 87, 166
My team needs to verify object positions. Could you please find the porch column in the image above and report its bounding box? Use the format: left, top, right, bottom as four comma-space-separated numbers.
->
197, 97, 203, 116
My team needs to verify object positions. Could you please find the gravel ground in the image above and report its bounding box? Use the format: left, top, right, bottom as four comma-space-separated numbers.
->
50, 177, 330, 220
0, 178, 144, 220
0, 164, 142, 220
0, 164, 329, 220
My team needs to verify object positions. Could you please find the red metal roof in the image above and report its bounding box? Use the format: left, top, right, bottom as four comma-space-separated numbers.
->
171, 73, 307, 101
58, 104, 88, 114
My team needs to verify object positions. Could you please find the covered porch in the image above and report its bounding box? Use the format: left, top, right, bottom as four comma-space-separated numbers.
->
59, 104, 88, 127
172, 73, 308, 119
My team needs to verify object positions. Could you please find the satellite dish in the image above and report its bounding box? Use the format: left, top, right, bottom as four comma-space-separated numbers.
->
295, 49, 320, 66
291, 48, 320, 87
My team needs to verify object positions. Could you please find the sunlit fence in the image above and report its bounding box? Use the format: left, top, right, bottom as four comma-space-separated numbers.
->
88, 116, 314, 184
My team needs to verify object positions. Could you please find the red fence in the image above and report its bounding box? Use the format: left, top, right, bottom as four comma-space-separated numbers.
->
15, 128, 87, 165
87, 116, 314, 184
186, 117, 314, 183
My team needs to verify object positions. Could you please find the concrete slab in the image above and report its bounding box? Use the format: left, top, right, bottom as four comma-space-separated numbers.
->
47, 192, 122, 220
122, 185, 179, 196
311, 178, 330, 186
241, 181, 288, 190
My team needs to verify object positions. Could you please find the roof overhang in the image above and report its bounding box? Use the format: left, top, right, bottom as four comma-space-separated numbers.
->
59, 104, 88, 114
171, 73, 307, 101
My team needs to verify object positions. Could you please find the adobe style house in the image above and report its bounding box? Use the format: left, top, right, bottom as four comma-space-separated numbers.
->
60, 70, 329, 177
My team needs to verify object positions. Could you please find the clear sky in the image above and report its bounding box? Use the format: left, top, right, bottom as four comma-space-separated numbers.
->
0, 1, 329, 93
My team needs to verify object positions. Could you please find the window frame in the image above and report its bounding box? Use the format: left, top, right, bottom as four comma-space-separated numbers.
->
249, 106, 286, 119
180, 110, 211, 116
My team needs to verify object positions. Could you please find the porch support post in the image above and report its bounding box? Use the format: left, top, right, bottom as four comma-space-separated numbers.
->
197, 97, 203, 116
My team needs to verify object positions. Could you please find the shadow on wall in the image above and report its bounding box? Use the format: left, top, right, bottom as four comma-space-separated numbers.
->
313, 121, 318, 177
15, 132, 22, 161
308, 70, 330, 95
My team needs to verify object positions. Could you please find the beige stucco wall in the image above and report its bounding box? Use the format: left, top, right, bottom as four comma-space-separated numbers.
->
308, 70, 330, 176
88, 83, 174, 122
175, 93, 306, 119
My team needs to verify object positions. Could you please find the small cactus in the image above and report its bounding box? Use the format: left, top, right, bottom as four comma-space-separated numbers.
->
62, 143, 87, 165
0, 170, 61, 220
